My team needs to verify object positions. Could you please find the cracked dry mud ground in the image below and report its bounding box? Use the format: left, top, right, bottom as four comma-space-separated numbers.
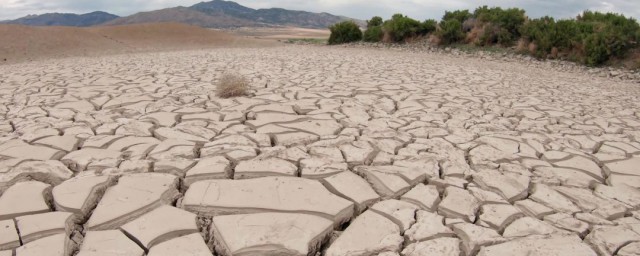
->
1, 45, 640, 256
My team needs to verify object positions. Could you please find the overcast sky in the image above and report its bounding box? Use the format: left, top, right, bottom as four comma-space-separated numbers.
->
1, 0, 639, 21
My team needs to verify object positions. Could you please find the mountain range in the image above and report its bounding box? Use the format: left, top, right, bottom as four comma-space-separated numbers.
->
0, 0, 362, 29
1, 11, 119, 27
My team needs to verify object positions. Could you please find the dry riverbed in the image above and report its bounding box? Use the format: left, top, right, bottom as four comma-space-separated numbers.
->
0, 45, 640, 255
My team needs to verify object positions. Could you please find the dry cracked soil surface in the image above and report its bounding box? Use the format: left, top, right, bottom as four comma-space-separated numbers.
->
1, 45, 640, 256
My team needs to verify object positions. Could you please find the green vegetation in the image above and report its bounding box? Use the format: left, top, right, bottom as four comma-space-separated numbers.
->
421, 19, 438, 35
519, 11, 640, 65
443, 10, 472, 24
382, 14, 423, 42
472, 6, 526, 46
327, 7, 640, 67
367, 16, 383, 27
364, 16, 384, 42
363, 26, 383, 42
447, 43, 509, 54
363, 14, 438, 43
519, 17, 576, 58
285, 38, 327, 45
328, 21, 363, 45
437, 19, 465, 44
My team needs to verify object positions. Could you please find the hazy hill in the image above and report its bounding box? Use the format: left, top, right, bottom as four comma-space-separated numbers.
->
104, 7, 262, 28
191, 0, 256, 19
1, 11, 119, 26
191, 0, 363, 28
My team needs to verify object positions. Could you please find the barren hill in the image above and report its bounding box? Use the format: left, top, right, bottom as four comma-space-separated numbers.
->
0, 23, 273, 63
104, 7, 262, 28
1, 11, 119, 26
191, 0, 363, 28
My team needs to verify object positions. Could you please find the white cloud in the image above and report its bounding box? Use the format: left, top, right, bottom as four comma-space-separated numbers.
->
1, 0, 638, 21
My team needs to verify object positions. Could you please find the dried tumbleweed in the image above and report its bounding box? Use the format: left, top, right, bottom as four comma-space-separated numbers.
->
216, 73, 249, 98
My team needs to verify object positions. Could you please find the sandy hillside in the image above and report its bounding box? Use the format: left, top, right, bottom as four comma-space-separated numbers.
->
228, 26, 330, 40
0, 22, 274, 63
103, 7, 260, 28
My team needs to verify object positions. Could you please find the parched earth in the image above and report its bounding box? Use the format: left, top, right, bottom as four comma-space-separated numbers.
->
1, 45, 640, 256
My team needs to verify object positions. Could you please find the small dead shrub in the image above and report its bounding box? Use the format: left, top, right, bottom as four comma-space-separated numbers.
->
428, 34, 442, 45
528, 42, 538, 55
462, 18, 478, 32
550, 47, 559, 59
515, 39, 528, 53
216, 74, 249, 98
382, 30, 394, 43
466, 25, 484, 44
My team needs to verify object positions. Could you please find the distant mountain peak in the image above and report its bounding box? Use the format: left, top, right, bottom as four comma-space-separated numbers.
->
190, 0, 363, 28
103, 6, 262, 28
86, 11, 113, 15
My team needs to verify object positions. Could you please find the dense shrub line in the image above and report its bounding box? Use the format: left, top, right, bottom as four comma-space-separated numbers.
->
519, 11, 640, 65
328, 6, 640, 66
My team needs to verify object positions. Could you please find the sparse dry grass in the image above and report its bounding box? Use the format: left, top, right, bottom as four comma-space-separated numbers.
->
551, 47, 559, 59
216, 73, 250, 98
465, 25, 483, 45
427, 34, 441, 45
528, 42, 537, 56
515, 39, 528, 53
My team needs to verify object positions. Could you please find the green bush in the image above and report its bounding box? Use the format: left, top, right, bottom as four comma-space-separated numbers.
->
440, 7, 526, 46
580, 11, 640, 40
521, 17, 589, 57
553, 20, 583, 49
420, 19, 438, 35
520, 16, 557, 57
469, 6, 526, 46
367, 16, 383, 28
443, 10, 472, 23
362, 15, 437, 43
382, 14, 423, 42
364, 26, 383, 42
584, 27, 632, 65
363, 16, 384, 42
585, 33, 609, 65
475, 24, 508, 46
438, 19, 465, 44
579, 11, 639, 64
328, 21, 363, 45
520, 11, 640, 65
